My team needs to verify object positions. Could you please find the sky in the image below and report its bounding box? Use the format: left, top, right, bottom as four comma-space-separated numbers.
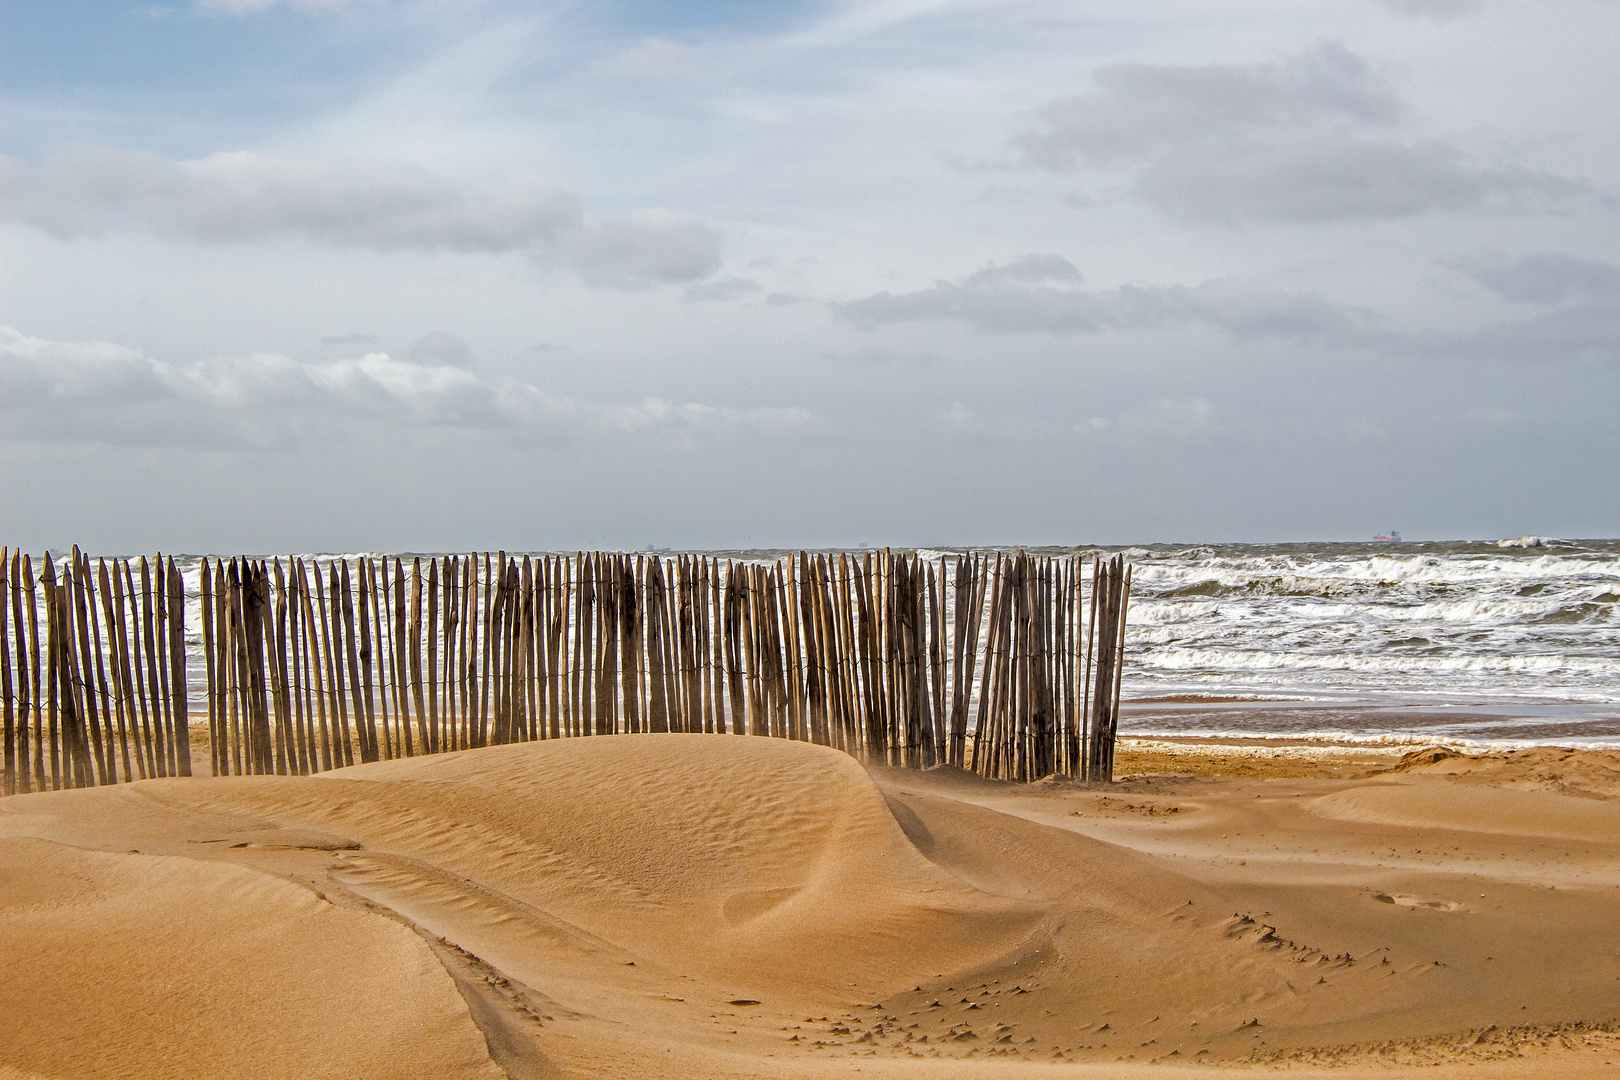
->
2, 0, 1617, 554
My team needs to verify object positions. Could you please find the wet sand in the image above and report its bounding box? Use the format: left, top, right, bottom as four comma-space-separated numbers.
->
3, 734, 1618, 1078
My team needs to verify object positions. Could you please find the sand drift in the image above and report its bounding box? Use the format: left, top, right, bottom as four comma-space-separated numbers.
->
4, 734, 1619, 1078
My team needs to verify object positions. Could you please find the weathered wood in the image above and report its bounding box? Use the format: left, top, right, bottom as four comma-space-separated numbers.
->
681, 557, 702, 736
133, 558, 163, 779
164, 557, 191, 777
285, 563, 308, 775
504, 554, 518, 742
236, 563, 267, 773
797, 554, 824, 746
41, 559, 68, 788
595, 553, 614, 736
80, 554, 115, 782
67, 552, 105, 784
619, 557, 639, 736
298, 562, 331, 772
116, 560, 149, 779
212, 560, 232, 775
645, 557, 669, 733
3, 547, 1136, 792
225, 562, 246, 775
451, 556, 467, 748
697, 557, 715, 734
198, 559, 218, 777
702, 558, 719, 734
575, 554, 592, 737
0, 550, 12, 795
1105, 563, 1132, 782
522, 556, 537, 741
92, 558, 128, 785
546, 557, 564, 741
154, 555, 179, 778
268, 560, 292, 775
519, 555, 534, 741
7, 552, 31, 794
302, 562, 325, 772
21, 556, 44, 790
317, 564, 348, 768
759, 565, 783, 740
475, 553, 490, 747
114, 558, 139, 783
458, 556, 472, 747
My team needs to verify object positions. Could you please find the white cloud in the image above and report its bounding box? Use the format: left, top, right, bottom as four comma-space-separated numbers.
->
0, 326, 807, 449
1, 146, 721, 287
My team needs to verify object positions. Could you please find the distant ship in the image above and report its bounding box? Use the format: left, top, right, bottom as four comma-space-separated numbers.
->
1372, 530, 1402, 542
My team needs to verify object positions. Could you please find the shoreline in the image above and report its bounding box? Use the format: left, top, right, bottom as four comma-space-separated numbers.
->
1113, 734, 1412, 779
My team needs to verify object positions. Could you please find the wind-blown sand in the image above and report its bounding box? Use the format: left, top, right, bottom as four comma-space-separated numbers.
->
3, 735, 1618, 1078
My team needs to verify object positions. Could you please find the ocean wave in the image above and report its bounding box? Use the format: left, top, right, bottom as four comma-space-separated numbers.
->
1132, 552, 1620, 589
1137, 646, 1620, 680
1118, 729, 1620, 752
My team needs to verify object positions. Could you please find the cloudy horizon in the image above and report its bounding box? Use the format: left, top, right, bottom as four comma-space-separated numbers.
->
4, 0, 1617, 554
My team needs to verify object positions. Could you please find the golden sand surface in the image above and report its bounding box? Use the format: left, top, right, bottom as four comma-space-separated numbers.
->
3, 734, 1618, 1079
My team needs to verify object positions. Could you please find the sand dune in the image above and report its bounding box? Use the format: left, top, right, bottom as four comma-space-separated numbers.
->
3, 735, 1618, 1078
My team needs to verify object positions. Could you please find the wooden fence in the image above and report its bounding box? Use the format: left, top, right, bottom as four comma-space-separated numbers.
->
2, 547, 1131, 795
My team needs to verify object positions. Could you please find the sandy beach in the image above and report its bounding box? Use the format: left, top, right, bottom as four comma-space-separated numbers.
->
3, 732, 1618, 1079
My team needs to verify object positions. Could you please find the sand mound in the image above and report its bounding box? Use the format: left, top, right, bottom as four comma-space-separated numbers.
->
4, 733, 1619, 1078
1390, 745, 1620, 800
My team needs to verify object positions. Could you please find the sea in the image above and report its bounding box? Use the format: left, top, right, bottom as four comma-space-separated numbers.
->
1078, 539, 1620, 751
53, 538, 1620, 754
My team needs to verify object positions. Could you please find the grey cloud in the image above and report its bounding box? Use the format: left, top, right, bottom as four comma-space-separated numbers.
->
562, 210, 722, 288
832, 256, 1369, 340
0, 326, 807, 450
406, 331, 475, 368
1014, 43, 1400, 169
821, 348, 938, 369
683, 277, 763, 303
1440, 302, 1620, 363
1137, 138, 1587, 223
961, 253, 1082, 287
1371, 0, 1482, 17
1, 145, 720, 287
1013, 43, 1587, 223
1451, 253, 1620, 303
1080, 397, 1234, 444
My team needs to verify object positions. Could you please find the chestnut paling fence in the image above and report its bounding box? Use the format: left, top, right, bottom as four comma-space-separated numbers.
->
0, 547, 1132, 796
